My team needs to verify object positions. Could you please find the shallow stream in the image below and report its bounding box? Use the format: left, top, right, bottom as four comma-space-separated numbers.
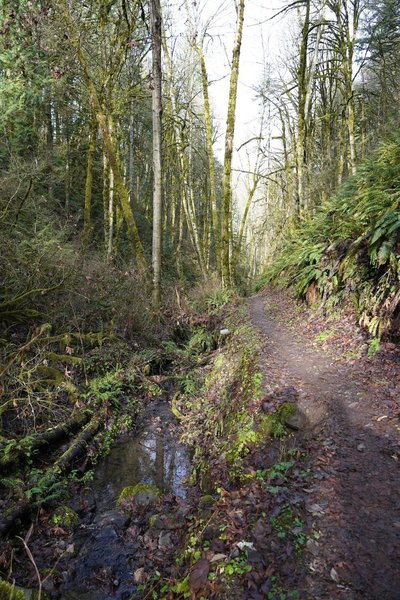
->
59, 398, 191, 599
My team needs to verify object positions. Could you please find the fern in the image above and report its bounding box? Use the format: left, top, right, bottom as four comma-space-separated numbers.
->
261, 138, 400, 339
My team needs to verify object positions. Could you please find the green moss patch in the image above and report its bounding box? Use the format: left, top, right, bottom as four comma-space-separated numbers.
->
117, 483, 160, 507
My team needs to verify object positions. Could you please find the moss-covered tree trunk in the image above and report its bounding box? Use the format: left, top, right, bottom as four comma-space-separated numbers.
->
221, 0, 245, 287
150, 0, 163, 309
82, 117, 97, 250
197, 44, 220, 271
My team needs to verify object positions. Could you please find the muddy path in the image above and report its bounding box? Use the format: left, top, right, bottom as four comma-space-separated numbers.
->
249, 294, 400, 600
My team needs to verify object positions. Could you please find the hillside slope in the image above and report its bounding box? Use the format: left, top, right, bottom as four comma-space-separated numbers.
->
259, 139, 400, 340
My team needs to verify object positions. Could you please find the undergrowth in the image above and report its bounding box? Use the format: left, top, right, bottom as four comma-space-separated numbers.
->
258, 139, 400, 340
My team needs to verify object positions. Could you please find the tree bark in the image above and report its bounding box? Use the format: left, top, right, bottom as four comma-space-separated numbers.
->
82, 117, 97, 250
221, 0, 245, 287
150, 0, 163, 309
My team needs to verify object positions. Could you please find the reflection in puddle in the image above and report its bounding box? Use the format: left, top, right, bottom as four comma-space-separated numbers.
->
92, 401, 191, 511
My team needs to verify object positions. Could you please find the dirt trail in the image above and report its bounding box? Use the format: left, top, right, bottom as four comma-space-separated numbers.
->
249, 294, 400, 600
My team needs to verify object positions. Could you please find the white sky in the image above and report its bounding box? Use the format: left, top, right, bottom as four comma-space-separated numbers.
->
166, 0, 289, 205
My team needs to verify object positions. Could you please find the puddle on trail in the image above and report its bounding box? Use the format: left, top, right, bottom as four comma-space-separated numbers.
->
59, 398, 191, 600
92, 400, 191, 511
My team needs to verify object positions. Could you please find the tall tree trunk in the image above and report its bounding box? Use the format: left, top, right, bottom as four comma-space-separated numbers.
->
107, 160, 114, 259
162, 37, 207, 278
221, 0, 245, 287
65, 122, 71, 212
196, 44, 220, 271
82, 117, 97, 250
103, 151, 110, 251
128, 106, 135, 207
296, 0, 310, 218
150, 0, 163, 309
46, 97, 54, 203
232, 176, 259, 275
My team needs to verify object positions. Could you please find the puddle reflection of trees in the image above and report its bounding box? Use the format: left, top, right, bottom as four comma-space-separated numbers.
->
94, 427, 190, 505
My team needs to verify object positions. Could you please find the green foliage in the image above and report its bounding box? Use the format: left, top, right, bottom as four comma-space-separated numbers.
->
51, 505, 79, 530
84, 340, 132, 375
314, 328, 336, 343
117, 483, 160, 507
270, 506, 307, 551
96, 413, 135, 459
84, 370, 135, 406
220, 553, 252, 576
206, 287, 234, 312
261, 140, 400, 339
186, 327, 215, 358
368, 337, 381, 357
25, 468, 67, 506
1, 435, 37, 465
0, 581, 25, 600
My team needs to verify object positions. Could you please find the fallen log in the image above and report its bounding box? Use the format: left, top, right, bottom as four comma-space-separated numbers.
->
0, 500, 30, 537
0, 413, 104, 538
0, 411, 91, 472
54, 414, 103, 471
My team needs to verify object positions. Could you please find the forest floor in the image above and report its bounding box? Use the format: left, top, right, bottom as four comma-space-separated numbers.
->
249, 288, 400, 599
3, 288, 400, 600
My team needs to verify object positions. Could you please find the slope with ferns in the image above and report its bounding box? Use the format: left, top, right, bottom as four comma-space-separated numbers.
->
259, 139, 400, 340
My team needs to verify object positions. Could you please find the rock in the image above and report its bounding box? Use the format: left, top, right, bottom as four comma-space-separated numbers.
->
330, 567, 340, 583
93, 526, 118, 542
148, 513, 184, 530
210, 553, 227, 563
158, 531, 173, 549
284, 410, 306, 431
357, 442, 366, 452
306, 538, 319, 555
69, 488, 96, 515
219, 329, 230, 337
199, 495, 215, 509
307, 503, 324, 516
133, 568, 148, 584
117, 484, 160, 507
96, 510, 129, 529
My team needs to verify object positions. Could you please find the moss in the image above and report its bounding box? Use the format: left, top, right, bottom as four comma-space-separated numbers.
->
148, 513, 159, 527
257, 403, 296, 440
0, 582, 24, 600
117, 483, 160, 507
199, 495, 215, 508
51, 505, 79, 530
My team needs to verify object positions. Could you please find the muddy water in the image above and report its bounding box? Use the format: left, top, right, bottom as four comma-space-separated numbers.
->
59, 398, 191, 600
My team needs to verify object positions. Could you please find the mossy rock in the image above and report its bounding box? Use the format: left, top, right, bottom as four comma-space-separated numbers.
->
0, 581, 24, 600
148, 513, 159, 527
117, 483, 160, 507
258, 403, 296, 439
199, 495, 215, 509
51, 505, 79, 530
200, 468, 215, 494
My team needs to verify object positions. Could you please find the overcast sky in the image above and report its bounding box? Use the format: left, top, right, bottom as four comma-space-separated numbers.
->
166, 0, 290, 205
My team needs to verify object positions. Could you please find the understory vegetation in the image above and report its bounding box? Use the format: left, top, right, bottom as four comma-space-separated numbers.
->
1, 0, 400, 597
259, 139, 400, 341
